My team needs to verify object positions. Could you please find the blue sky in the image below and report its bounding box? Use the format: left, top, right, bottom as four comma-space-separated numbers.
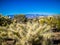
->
0, 0, 60, 16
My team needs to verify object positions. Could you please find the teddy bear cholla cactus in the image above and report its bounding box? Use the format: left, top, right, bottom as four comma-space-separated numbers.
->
7, 20, 52, 45
0, 15, 59, 45
0, 16, 53, 45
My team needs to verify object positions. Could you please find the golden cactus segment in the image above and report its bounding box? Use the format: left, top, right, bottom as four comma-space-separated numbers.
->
39, 18, 45, 24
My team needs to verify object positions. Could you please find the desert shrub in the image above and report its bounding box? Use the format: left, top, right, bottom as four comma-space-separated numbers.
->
0, 15, 12, 26
14, 14, 27, 23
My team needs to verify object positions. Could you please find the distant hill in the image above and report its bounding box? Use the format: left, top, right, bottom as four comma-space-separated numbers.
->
7, 15, 14, 19
7, 14, 47, 19
25, 14, 47, 18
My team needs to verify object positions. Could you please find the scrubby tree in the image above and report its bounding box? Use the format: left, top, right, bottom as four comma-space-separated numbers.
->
14, 14, 27, 23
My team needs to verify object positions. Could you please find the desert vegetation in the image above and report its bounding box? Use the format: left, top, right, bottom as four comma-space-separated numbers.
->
0, 14, 60, 45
